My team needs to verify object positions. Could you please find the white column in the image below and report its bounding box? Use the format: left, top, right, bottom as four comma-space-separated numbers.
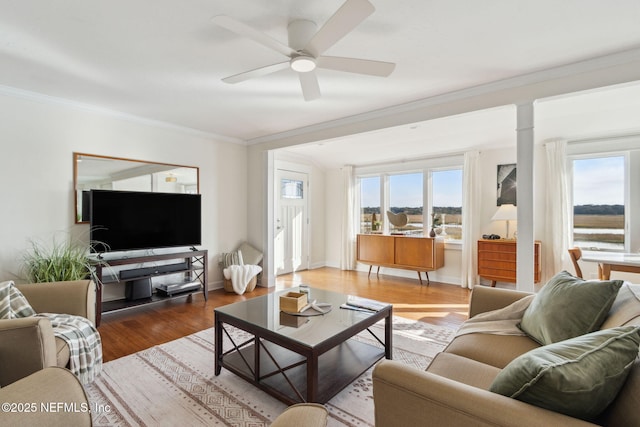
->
264, 150, 276, 287
516, 102, 535, 292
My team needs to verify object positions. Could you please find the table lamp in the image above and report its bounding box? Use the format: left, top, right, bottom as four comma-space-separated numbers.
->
492, 204, 517, 239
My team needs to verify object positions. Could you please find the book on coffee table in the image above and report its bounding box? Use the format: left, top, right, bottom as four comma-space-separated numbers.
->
343, 295, 388, 312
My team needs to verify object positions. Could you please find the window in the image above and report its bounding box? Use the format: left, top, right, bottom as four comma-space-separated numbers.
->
572, 155, 625, 251
357, 163, 463, 241
281, 179, 304, 199
432, 169, 463, 240
360, 176, 381, 233
389, 173, 423, 233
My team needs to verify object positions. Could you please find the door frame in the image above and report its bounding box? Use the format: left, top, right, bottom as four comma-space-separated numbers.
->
274, 160, 312, 276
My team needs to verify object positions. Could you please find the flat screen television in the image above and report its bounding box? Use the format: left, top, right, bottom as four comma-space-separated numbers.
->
89, 189, 201, 252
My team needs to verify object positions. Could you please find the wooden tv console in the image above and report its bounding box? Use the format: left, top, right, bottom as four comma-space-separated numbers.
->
93, 249, 207, 326
356, 234, 444, 285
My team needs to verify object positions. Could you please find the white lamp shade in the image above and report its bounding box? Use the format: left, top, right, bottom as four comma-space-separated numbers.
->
492, 204, 517, 221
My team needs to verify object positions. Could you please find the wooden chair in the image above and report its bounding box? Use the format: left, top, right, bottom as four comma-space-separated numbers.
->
568, 247, 583, 278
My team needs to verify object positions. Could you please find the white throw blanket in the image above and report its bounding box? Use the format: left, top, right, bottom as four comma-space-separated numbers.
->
223, 264, 262, 295
36, 313, 103, 384
455, 294, 535, 337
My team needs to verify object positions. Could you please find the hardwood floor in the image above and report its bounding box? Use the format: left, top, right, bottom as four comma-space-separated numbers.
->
98, 267, 472, 362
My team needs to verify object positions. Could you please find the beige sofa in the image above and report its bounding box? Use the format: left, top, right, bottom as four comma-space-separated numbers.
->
373, 284, 640, 427
0, 280, 96, 386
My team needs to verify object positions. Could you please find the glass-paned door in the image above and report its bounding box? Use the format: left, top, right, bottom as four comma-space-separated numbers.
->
275, 170, 309, 275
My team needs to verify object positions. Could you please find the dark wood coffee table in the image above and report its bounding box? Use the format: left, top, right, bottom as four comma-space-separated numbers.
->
214, 287, 392, 404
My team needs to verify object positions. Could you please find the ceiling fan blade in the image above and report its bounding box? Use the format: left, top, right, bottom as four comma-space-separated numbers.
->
222, 61, 289, 84
212, 15, 295, 58
298, 71, 321, 101
304, 0, 374, 57
317, 56, 395, 77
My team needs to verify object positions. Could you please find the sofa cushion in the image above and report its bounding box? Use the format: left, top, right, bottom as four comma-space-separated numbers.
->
489, 326, 640, 421
600, 282, 640, 329
518, 270, 623, 345
444, 333, 540, 369
55, 336, 71, 368
427, 352, 501, 390
598, 359, 640, 426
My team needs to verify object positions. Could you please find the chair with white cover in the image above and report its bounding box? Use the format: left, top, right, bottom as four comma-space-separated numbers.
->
220, 242, 263, 294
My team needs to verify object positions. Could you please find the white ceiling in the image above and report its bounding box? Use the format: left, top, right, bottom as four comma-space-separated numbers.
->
2, 1, 640, 165
281, 105, 517, 167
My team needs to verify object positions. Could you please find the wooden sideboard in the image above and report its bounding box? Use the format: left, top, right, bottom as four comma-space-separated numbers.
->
356, 234, 444, 285
477, 239, 541, 287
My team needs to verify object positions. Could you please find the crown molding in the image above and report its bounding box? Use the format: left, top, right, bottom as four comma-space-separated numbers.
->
0, 84, 246, 145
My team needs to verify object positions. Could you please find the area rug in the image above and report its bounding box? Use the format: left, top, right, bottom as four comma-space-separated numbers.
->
85, 317, 456, 426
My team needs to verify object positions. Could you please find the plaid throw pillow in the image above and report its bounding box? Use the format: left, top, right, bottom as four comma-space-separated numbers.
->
219, 250, 244, 268
0, 280, 36, 319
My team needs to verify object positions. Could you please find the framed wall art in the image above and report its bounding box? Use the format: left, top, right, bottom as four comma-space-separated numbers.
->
497, 163, 517, 206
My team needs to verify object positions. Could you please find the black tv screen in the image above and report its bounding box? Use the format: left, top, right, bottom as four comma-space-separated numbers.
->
89, 190, 201, 252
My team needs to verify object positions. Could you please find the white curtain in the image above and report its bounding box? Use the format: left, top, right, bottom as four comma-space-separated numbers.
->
544, 140, 570, 280
461, 151, 481, 288
340, 165, 356, 270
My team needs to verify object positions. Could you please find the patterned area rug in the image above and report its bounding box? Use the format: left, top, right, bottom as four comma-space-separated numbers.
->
85, 317, 456, 426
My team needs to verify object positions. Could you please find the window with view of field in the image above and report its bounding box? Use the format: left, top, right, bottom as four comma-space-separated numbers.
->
572, 156, 625, 251
389, 173, 423, 232
432, 169, 463, 240
360, 176, 381, 233
358, 166, 463, 240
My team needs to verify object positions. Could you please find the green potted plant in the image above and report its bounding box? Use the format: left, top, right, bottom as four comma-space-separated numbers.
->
22, 232, 105, 283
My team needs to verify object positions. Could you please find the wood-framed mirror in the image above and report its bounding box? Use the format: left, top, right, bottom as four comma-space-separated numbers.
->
74, 153, 200, 224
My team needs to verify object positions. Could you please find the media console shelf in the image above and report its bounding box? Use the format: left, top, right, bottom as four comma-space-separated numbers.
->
93, 249, 208, 326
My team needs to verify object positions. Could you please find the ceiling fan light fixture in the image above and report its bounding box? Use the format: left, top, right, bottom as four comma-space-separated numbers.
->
290, 56, 316, 73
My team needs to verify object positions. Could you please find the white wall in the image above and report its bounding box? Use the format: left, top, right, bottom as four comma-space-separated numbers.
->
308, 163, 326, 269
324, 169, 342, 268
246, 146, 270, 284
0, 92, 248, 288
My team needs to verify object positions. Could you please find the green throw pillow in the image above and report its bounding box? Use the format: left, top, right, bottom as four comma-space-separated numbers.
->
489, 326, 640, 420
518, 271, 623, 345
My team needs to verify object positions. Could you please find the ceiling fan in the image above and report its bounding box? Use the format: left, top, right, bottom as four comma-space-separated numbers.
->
212, 0, 395, 101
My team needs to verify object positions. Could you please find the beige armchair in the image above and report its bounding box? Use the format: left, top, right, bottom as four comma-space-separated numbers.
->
271, 403, 328, 427
0, 367, 92, 427
0, 280, 96, 387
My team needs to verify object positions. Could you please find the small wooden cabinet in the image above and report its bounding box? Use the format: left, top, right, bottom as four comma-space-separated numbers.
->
356, 234, 444, 284
477, 239, 541, 286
